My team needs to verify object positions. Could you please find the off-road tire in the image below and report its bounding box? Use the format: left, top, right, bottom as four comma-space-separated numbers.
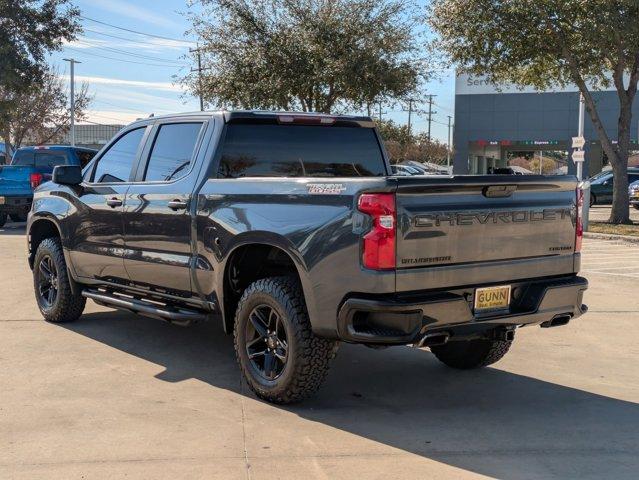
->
0, 213, 6, 227
431, 338, 512, 369
10, 212, 27, 222
234, 276, 338, 404
33, 237, 85, 323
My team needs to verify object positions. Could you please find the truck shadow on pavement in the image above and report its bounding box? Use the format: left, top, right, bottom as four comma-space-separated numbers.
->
0, 222, 26, 236
63, 310, 639, 480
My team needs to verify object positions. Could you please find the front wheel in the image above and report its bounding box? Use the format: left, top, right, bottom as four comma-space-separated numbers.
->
234, 276, 338, 404
431, 337, 512, 369
33, 237, 86, 323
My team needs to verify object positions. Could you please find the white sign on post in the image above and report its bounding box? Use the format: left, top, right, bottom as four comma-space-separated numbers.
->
572, 136, 586, 149
572, 150, 585, 162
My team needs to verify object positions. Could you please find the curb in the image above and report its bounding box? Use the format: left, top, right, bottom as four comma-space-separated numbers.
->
584, 231, 639, 244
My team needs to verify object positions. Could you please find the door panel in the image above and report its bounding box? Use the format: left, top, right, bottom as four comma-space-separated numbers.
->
67, 125, 150, 281
67, 184, 129, 281
122, 121, 206, 294
122, 188, 193, 292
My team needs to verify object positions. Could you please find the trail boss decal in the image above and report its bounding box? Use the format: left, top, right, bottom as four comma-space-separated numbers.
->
307, 183, 346, 195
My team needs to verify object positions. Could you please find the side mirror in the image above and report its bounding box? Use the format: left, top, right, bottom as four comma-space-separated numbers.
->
53, 165, 83, 186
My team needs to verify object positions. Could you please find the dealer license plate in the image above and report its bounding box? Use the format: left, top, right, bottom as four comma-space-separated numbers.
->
474, 285, 511, 312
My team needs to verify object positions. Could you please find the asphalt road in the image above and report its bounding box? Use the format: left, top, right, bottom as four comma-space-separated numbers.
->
1, 220, 638, 479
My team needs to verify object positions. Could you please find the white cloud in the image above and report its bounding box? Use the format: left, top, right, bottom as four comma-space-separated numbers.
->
82, 110, 145, 125
92, 0, 184, 30
64, 74, 183, 93
66, 35, 191, 53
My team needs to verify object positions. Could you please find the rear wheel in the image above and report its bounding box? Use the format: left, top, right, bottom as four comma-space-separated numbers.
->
234, 276, 338, 404
10, 212, 27, 222
33, 237, 85, 323
431, 337, 512, 369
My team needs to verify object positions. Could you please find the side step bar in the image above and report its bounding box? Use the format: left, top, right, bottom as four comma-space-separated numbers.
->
82, 290, 208, 326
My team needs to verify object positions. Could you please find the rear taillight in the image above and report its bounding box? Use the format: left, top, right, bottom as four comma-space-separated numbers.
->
357, 193, 396, 270
30, 172, 43, 189
575, 187, 584, 252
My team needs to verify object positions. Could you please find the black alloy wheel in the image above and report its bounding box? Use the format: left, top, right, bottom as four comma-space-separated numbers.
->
245, 304, 289, 380
36, 254, 59, 308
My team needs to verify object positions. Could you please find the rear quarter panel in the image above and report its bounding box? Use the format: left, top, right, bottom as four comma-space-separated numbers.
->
194, 177, 395, 338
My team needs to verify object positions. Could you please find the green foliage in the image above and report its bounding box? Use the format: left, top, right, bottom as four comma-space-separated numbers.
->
0, 0, 81, 95
376, 119, 450, 164
375, 119, 413, 146
185, 0, 428, 113
430, 0, 639, 223
0, 0, 81, 153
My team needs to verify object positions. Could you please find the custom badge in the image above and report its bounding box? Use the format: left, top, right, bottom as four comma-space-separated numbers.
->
306, 183, 346, 195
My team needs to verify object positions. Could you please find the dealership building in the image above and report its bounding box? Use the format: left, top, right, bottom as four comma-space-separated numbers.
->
453, 74, 639, 176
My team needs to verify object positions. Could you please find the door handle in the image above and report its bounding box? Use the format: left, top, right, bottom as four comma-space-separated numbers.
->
106, 197, 123, 208
167, 199, 188, 211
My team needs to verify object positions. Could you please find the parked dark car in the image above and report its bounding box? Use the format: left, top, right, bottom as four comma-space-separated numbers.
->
0, 146, 96, 226
629, 180, 639, 209
26, 111, 587, 403
588, 168, 639, 206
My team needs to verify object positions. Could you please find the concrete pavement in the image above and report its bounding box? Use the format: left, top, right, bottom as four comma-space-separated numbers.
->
587, 204, 639, 222
1, 221, 638, 479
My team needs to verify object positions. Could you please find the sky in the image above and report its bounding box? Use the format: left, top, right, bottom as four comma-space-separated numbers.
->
49, 0, 456, 143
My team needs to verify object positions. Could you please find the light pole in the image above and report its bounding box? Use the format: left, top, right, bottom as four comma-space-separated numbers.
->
447, 115, 453, 169
63, 58, 81, 146
577, 93, 585, 181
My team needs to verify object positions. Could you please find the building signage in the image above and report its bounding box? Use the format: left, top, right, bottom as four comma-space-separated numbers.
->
572, 150, 585, 162
572, 136, 586, 149
456, 73, 616, 96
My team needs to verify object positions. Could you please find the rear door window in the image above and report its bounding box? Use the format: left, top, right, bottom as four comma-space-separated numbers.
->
143, 123, 203, 181
93, 127, 146, 183
77, 150, 97, 168
217, 124, 386, 178
35, 152, 67, 168
11, 151, 34, 166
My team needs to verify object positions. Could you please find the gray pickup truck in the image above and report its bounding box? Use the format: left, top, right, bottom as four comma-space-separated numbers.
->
27, 111, 587, 403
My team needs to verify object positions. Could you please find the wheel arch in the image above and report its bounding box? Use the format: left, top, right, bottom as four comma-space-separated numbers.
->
218, 237, 314, 335
28, 216, 63, 270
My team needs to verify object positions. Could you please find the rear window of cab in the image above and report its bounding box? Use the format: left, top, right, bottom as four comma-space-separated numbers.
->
217, 124, 386, 178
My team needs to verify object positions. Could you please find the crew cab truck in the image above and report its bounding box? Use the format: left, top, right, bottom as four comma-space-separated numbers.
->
27, 111, 588, 404
0, 146, 96, 226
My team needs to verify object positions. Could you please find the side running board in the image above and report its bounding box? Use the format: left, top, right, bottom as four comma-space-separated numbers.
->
82, 289, 208, 326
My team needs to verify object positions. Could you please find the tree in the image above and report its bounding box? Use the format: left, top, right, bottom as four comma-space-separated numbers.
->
3, 69, 91, 152
0, 0, 81, 155
430, 0, 639, 224
376, 119, 450, 164
184, 0, 428, 113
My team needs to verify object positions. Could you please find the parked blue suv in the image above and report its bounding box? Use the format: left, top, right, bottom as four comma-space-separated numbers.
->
0, 146, 96, 226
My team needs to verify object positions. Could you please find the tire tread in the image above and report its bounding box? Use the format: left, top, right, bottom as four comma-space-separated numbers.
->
34, 237, 85, 323
234, 276, 338, 404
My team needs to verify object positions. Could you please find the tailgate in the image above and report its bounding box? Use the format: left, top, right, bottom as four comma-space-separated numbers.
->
394, 176, 578, 288
0, 166, 34, 195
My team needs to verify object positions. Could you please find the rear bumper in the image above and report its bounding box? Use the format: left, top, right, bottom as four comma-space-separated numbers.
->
0, 195, 32, 214
337, 275, 588, 344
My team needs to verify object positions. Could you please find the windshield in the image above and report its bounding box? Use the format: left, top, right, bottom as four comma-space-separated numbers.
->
590, 173, 612, 185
